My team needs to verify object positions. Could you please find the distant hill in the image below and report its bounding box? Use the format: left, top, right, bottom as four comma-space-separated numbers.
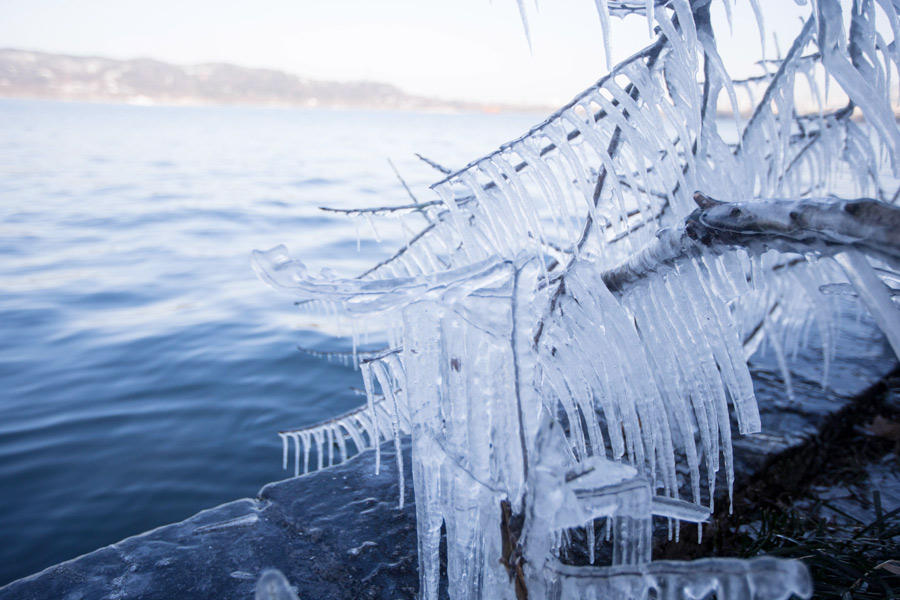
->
0, 49, 544, 113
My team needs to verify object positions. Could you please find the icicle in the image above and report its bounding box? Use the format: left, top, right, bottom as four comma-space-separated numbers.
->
835, 250, 900, 358
335, 423, 348, 464
359, 364, 380, 479
326, 426, 334, 467
819, 0, 900, 173
645, 275, 718, 499
697, 19, 744, 155
621, 287, 702, 505
517, 139, 582, 253
671, 0, 700, 72
587, 519, 596, 564
373, 361, 406, 509
542, 120, 598, 219
478, 159, 534, 252
565, 95, 645, 231
433, 183, 477, 262
558, 108, 630, 247
279, 432, 288, 471
362, 213, 381, 243
619, 70, 690, 217
516, 0, 533, 53
722, 0, 734, 33
455, 172, 508, 256
593, 0, 613, 71
487, 153, 550, 271
765, 313, 796, 402
797, 267, 836, 389
301, 432, 311, 475
515, 141, 579, 252
749, 0, 767, 65
343, 418, 367, 456
312, 429, 325, 471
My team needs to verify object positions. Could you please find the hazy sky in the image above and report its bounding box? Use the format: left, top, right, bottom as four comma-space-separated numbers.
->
0, 1, 815, 106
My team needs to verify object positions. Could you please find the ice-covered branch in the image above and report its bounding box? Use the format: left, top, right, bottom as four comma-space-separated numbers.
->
252, 245, 510, 315
295, 345, 391, 369
602, 194, 900, 293
278, 399, 399, 477
318, 200, 442, 216
255, 3, 900, 599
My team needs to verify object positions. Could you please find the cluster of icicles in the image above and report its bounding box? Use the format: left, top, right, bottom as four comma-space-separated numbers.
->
255, 1, 900, 599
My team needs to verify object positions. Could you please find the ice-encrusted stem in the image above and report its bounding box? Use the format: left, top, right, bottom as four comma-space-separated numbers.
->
602, 195, 900, 295
252, 245, 511, 314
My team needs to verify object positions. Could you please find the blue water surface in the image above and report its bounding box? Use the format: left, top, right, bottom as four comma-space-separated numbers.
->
0, 98, 540, 585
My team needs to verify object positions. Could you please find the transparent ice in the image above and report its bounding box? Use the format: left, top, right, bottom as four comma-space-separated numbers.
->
254, 1, 900, 598
254, 570, 300, 600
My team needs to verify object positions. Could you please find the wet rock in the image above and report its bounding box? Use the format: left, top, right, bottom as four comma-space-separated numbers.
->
0, 442, 419, 600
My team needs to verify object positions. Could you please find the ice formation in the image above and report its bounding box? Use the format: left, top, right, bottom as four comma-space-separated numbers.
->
254, 1, 900, 598
255, 569, 300, 600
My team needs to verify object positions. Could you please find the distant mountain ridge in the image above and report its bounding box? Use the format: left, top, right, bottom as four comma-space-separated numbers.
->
0, 49, 540, 113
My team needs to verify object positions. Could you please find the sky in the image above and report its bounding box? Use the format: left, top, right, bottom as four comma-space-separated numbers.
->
0, 1, 818, 107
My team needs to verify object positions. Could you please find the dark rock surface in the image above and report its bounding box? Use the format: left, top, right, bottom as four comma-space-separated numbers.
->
734, 305, 898, 483
0, 443, 419, 600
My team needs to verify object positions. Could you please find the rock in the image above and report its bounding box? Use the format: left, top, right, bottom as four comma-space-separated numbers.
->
0, 441, 420, 600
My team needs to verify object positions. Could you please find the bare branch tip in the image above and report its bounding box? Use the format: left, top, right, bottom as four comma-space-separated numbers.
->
693, 191, 722, 209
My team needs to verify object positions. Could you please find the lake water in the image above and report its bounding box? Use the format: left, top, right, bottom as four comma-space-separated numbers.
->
0, 99, 541, 585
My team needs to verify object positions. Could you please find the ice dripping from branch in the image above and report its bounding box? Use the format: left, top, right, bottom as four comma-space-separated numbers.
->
255, 1, 900, 598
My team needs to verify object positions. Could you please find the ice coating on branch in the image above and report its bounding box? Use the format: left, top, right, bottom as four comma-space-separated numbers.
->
278, 392, 410, 477
253, 1, 900, 598
252, 245, 511, 315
